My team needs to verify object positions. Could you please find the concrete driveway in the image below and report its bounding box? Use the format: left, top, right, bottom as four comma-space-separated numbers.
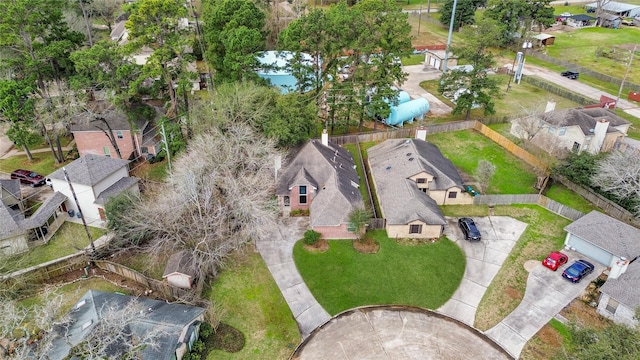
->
438, 216, 528, 326
485, 250, 605, 358
401, 65, 453, 116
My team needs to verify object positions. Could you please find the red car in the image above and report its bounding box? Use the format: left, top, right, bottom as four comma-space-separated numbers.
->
10, 169, 46, 187
542, 251, 569, 271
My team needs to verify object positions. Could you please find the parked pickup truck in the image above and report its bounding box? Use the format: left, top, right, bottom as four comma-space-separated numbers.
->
561, 70, 579, 80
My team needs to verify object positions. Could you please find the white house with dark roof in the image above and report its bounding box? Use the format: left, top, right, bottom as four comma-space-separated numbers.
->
48, 290, 205, 360
511, 108, 631, 154
1, 179, 68, 255
597, 261, 640, 327
47, 154, 139, 224
564, 211, 640, 273
276, 130, 365, 239
367, 136, 473, 239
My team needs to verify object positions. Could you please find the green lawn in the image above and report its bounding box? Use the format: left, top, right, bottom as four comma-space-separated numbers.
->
0, 153, 71, 177
207, 250, 300, 360
293, 230, 466, 315
3, 223, 106, 274
441, 205, 572, 330
401, 54, 424, 66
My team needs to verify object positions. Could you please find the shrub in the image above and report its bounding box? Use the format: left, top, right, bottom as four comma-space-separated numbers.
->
192, 340, 205, 353
303, 230, 321, 245
290, 209, 310, 217
200, 323, 213, 339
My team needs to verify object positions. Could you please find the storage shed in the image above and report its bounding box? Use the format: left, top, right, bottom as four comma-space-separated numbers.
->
424, 50, 458, 71
163, 251, 195, 289
533, 33, 555, 46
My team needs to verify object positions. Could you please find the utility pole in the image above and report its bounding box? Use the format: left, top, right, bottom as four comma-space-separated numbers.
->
442, 0, 457, 74
160, 123, 172, 175
418, 5, 423, 35
63, 167, 96, 256
614, 44, 637, 110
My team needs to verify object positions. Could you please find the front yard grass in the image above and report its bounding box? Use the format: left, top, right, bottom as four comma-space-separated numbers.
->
206, 249, 300, 360
2, 223, 106, 274
293, 230, 466, 315
0, 153, 71, 176
441, 204, 572, 331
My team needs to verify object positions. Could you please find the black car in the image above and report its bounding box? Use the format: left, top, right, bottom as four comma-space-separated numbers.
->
562, 260, 595, 283
458, 217, 481, 241
561, 70, 579, 80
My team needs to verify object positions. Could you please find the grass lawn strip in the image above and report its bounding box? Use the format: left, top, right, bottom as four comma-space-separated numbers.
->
441, 204, 572, 331
293, 230, 465, 316
0, 153, 71, 177
207, 249, 299, 360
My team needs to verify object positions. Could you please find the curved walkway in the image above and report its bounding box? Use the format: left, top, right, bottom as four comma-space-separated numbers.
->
255, 217, 331, 338
401, 64, 453, 116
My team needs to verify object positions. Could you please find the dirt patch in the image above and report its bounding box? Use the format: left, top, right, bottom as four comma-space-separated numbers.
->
545, 24, 578, 34
523, 260, 539, 272
303, 239, 330, 253
560, 298, 611, 329
504, 286, 523, 300
210, 323, 245, 353
537, 324, 562, 347
353, 237, 380, 254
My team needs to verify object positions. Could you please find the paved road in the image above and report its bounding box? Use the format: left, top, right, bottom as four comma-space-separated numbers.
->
485, 251, 605, 358
255, 217, 331, 338
438, 216, 528, 326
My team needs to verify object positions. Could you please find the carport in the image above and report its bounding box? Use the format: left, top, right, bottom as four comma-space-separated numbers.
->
564, 211, 640, 268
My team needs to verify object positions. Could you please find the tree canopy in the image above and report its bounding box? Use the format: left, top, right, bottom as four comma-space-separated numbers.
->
484, 0, 554, 46
439, 0, 486, 31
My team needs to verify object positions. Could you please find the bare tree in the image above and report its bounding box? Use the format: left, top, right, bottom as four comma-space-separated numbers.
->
475, 160, 496, 194
592, 151, 640, 215
88, 0, 123, 32
593, 0, 613, 27
110, 123, 282, 282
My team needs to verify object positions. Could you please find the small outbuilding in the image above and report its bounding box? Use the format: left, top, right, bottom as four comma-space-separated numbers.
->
533, 33, 555, 46
163, 251, 195, 289
424, 50, 458, 71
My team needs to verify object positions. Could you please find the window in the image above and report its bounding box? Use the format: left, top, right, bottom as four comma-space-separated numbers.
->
116, 130, 123, 139
572, 142, 581, 152
283, 196, 290, 207
416, 178, 427, 184
348, 223, 356, 232
103, 146, 111, 157
409, 224, 422, 234
448, 192, 457, 199
605, 298, 619, 314
558, 128, 566, 136
299, 186, 307, 204
548, 127, 556, 134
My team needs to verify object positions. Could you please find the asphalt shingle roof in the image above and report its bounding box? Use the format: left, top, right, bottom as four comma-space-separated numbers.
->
276, 140, 364, 227
564, 210, 640, 259
0, 179, 21, 201
20, 192, 67, 229
0, 204, 23, 239
599, 261, 640, 309
162, 251, 195, 278
48, 154, 130, 187
368, 139, 461, 226
71, 105, 146, 132
94, 177, 139, 205
541, 108, 630, 136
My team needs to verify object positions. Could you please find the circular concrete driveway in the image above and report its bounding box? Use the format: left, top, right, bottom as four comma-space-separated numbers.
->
291, 306, 513, 360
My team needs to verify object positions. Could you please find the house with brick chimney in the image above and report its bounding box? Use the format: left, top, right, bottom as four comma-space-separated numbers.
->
511, 107, 630, 155
276, 130, 365, 239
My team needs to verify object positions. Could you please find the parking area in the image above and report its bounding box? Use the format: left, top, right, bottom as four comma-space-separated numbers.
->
0, 171, 54, 203
438, 216, 528, 326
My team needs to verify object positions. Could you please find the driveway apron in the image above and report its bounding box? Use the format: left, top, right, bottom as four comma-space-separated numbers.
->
256, 217, 331, 338
485, 250, 605, 358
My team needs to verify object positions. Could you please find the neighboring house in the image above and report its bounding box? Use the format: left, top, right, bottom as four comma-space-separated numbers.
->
1, 179, 68, 256
48, 290, 205, 360
564, 210, 640, 273
597, 260, 640, 327
587, 1, 640, 17
566, 14, 597, 28
276, 130, 365, 239
47, 154, 139, 224
367, 132, 474, 239
71, 102, 160, 160
163, 251, 195, 289
600, 13, 623, 28
424, 50, 458, 71
510, 107, 631, 154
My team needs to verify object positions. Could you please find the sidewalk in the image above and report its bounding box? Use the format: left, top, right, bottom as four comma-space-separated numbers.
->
1, 139, 76, 160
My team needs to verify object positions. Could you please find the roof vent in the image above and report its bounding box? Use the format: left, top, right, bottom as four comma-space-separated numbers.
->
406, 152, 412, 156
589, 128, 594, 133
404, 139, 411, 144
386, 166, 392, 171
81, 320, 93, 330
76, 300, 87, 309
408, 157, 415, 161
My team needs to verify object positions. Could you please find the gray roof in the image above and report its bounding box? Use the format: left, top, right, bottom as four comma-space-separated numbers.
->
49, 290, 205, 360
541, 108, 630, 136
569, 14, 596, 21
599, 261, 640, 308
0, 179, 21, 203
162, 251, 195, 278
71, 106, 147, 133
0, 203, 23, 239
564, 210, 640, 259
20, 192, 68, 229
368, 139, 459, 226
48, 154, 130, 187
587, 1, 640, 13
277, 140, 364, 227
94, 177, 139, 205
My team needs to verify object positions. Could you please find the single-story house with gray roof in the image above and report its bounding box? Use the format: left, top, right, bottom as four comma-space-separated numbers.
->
48, 290, 205, 360
48, 154, 139, 225
276, 130, 365, 239
564, 210, 640, 271
597, 260, 640, 327
511, 107, 630, 154
587, 1, 640, 17
367, 136, 473, 239
1, 180, 69, 255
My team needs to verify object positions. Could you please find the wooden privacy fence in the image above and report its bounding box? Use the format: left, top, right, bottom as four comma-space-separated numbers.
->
368, 218, 386, 229
94, 260, 191, 301
474, 194, 585, 221
521, 76, 595, 106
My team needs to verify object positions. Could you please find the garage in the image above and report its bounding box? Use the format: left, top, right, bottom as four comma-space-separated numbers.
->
564, 211, 640, 268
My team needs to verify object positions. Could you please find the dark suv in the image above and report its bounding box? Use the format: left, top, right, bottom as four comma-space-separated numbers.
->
561, 70, 579, 79
458, 217, 482, 241
10, 169, 46, 187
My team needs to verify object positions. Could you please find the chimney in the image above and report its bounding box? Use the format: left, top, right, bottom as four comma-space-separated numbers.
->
415, 126, 427, 141
545, 100, 556, 113
321, 129, 328, 147
590, 118, 609, 154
